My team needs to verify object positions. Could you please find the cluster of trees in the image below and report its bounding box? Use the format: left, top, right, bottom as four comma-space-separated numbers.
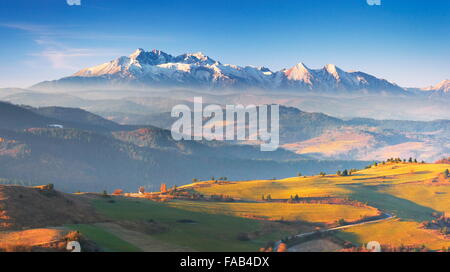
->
287, 194, 301, 203
261, 194, 272, 201
209, 194, 234, 202
336, 169, 359, 176
191, 177, 228, 183
336, 218, 347, 226
365, 157, 426, 169
444, 169, 449, 178
422, 213, 450, 236
385, 157, 423, 164
217, 177, 228, 181
336, 170, 349, 176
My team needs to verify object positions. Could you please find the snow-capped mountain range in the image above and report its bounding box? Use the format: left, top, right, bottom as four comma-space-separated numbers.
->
31, 49, 443, 95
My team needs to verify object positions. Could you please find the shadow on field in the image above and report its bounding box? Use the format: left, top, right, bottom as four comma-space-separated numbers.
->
347, 186, 438, 222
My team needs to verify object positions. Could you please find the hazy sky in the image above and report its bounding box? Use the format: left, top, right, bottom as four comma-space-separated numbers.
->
0, 0, 448, 88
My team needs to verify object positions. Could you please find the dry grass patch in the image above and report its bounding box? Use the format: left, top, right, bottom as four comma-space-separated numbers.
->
0, 185, 102, 230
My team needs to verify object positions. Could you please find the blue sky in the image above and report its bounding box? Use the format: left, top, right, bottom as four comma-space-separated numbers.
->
0, 0, 448, 88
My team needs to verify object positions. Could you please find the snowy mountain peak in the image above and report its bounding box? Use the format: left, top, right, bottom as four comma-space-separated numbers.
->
296, 62, 310, 70
174, 52, 217, 65
131, 48, 174, 65
285, 63, 313, 81
324, 64, 338, 73
423, 79, 450, 93
129, 48, 144, 58
190, 52, 207, 60
323, 64, 345, 79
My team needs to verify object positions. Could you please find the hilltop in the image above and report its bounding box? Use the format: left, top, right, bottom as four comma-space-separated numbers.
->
0, 184, 101, 230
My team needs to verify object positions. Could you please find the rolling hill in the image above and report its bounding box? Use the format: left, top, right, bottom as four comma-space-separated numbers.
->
2, 160, 448, 252
180, 161, 450, 251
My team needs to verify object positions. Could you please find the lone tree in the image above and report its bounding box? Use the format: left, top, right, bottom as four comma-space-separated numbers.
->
445, 169, 449, 178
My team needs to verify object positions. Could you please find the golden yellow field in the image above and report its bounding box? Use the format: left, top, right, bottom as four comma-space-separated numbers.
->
382, 183, 450, 215
187, 163, 449, 201
179, 162, 450, 250
167, 201, 380, 224
336, 219, 450, 250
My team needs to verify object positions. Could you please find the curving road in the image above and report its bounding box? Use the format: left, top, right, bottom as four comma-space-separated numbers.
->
274, 212, 394, 251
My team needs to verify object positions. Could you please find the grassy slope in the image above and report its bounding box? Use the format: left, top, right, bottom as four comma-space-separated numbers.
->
189, 163, 449, 200
87, 198, 293, 252
185, 163, 450, 250
335, 220, 449, 250
167, 201, 379, 224
188, 163, 449, 217
66, 224, 141, 252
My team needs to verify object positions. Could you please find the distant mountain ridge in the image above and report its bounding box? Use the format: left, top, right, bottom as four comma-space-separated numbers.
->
32, 48, 407, 94
0, 101, 369, 192
124, 105, 449, 162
